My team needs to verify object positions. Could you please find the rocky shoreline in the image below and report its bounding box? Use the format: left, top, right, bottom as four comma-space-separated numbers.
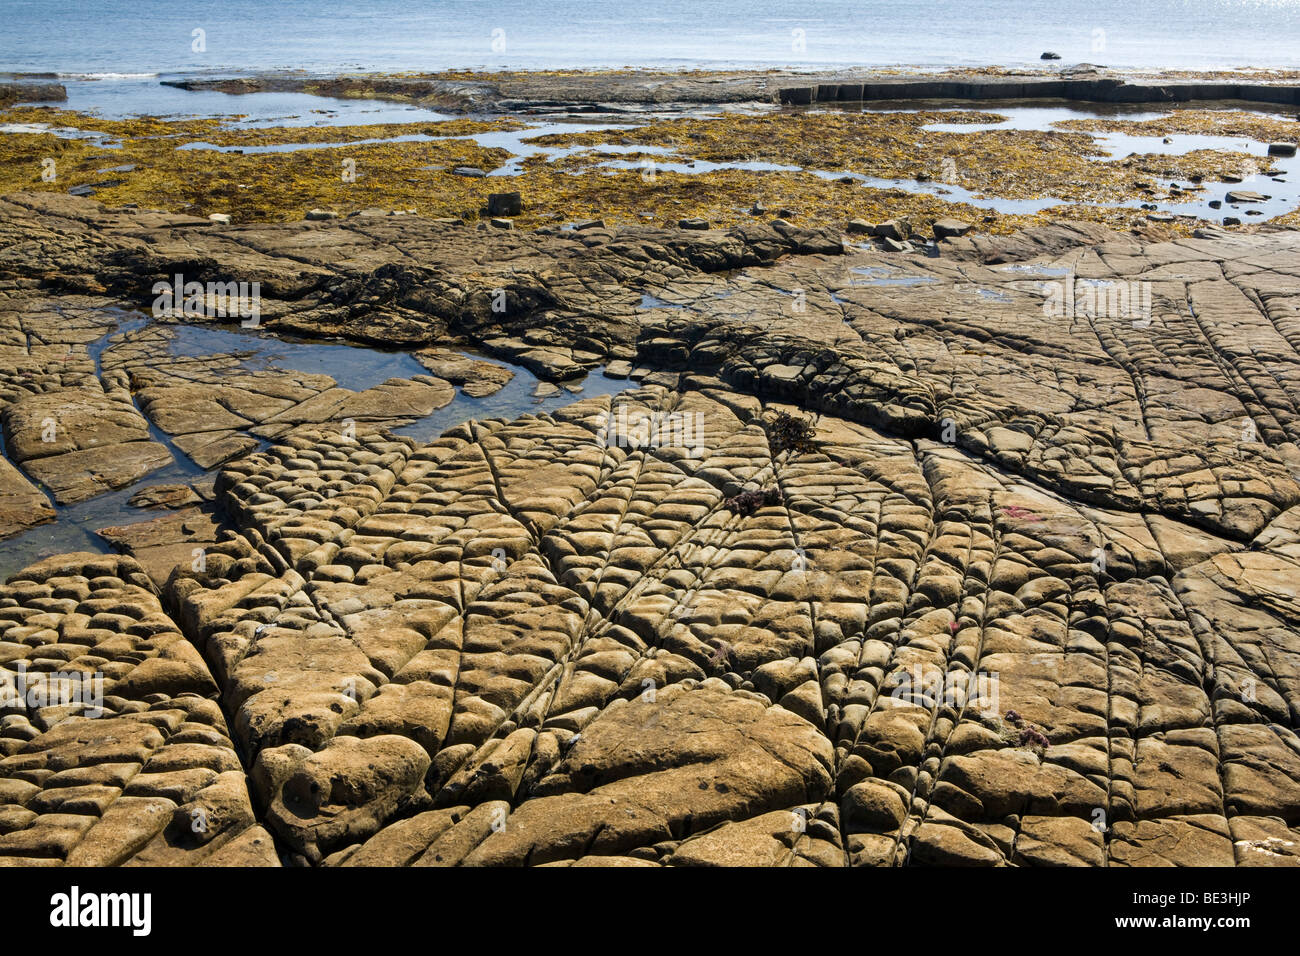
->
9, 65, 1300, 118
0, 181, 1298, 866
144, 66, 1300, 113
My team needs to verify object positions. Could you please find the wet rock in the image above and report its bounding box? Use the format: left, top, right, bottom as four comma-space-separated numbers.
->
413, 348, 514, 397
127, 484, 202, 510
0, 82, 66, 106
96, 506, 222, 587
1267, 142, 1297, 157
486, 192, 522, 217
0, 387, 171, 504
0, 456, 54, 538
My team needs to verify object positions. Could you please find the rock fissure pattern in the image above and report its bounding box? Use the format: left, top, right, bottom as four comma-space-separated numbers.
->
0, 193, 1298, 865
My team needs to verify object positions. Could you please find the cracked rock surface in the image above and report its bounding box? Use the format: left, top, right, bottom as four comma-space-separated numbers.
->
0, 192, 1298, 866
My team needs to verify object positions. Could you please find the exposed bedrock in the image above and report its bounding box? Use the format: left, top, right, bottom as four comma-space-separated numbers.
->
1, 192, 1299, 865
155, 70, 1300, 113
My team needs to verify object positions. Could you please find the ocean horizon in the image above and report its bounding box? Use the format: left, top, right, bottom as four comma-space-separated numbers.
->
4, 0, 1300, 76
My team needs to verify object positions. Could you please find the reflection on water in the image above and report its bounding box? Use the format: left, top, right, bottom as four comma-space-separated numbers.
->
0, 315, 634, 580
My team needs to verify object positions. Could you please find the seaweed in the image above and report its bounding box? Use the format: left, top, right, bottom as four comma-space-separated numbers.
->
764, 410, 818, 456
1003, 709, 1051, 758
0, 101, 1279, 235
723, 486, 784, 516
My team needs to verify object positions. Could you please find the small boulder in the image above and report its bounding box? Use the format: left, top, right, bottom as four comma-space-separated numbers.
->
1225, 190, 1266, 203
932, 218, 972, 240
486, 191, 522, 216
1267, 142, 1297, 157
872, 218, 911, 241
1040, 51, 1062, 60
208, 213, 231, 225
452, 166, 487, 178
305, 208, 337, 221
488, 217, 514, 229
846, 219, 874, 235
678, 217, 710, 230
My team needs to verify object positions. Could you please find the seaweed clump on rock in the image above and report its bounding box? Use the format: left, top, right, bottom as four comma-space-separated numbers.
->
764, 410, 819, 455
723, 486, 784, 516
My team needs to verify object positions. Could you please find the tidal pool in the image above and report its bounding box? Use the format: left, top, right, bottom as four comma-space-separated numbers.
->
0, 314, 632, 580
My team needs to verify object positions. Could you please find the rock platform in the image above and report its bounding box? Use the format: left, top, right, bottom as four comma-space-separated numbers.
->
1, 192, 1298, 866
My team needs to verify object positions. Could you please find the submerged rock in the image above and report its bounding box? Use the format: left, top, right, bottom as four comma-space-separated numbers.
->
413, 348, 514, 397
